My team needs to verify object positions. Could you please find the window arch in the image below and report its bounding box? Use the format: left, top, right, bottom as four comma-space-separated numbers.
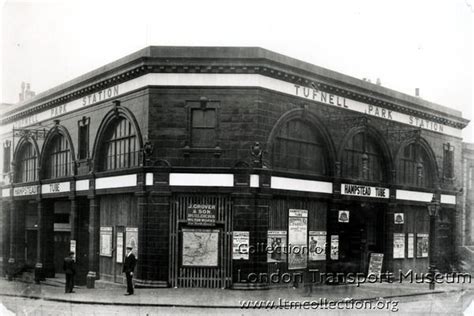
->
272, 119, 327, 175
43, 134, 72, 179
341, 132, 384, 182
397, 143, 434, 188
15, 141, 38, 183
99, 117, 139, 171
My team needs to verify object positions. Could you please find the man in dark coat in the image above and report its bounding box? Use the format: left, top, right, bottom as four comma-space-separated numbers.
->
123, 246, 137, 295
63, 251, 76, 293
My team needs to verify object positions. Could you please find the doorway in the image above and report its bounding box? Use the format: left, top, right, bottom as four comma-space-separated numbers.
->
338, 203, 384, 274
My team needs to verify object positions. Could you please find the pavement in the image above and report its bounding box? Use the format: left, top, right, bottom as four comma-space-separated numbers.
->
0, 274, 473, 308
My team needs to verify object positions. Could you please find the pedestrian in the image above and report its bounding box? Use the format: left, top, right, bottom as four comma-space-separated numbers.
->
123, 246, 137, 295
63, 251, 76, 293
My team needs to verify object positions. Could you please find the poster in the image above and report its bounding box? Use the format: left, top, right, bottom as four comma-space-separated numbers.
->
309, 231, 326, 261
187, 204, 216, 226
417, 233, 429, 258
126, 227, 138, 259
70, 240, 76, 261
288, 209, 308, 270
394, 213, 404, 224
393, 233, 405, 259
407, 233, 414, 258
338, 210, 350, 223
330, 235, 339, 260
267, 231, 287, 262
100, 227, 113, 257
182, 228, 219, 267
367, 253, 384, 277
116, 231, 124, 263
233, 231, 249, 260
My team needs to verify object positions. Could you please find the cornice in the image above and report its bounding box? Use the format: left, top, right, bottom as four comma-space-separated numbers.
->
1, 61, 469, 130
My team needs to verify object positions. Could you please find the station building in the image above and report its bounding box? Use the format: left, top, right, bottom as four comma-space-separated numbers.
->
0, 47, 469, 288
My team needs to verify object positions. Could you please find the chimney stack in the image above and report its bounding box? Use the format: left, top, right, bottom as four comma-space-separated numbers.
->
19, 82, 36, 102
415, 88, 420, 97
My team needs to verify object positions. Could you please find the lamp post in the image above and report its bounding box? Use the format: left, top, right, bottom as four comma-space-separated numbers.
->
427, 195, 440, 290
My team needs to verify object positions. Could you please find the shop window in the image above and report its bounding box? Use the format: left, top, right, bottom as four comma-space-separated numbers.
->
78, 117, 90, 160
3, 140, 11, 173
341, 132, 383, 182
44, 134, 72, 179
272, 119, 327, 175
443, 143, 454, 179
15, 142, 37, 183
397, 143, 433, 188
100, 117, 139, 171
191, 108, 217, 148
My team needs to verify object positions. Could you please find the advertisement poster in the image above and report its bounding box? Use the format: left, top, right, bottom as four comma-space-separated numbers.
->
126, 227, 138, 259
417, 233, 429, 258
394, 213, 404, 224
338, 210, 350, 223
309, 231, 326, 261
232, 231, 249, 260
393, 233, 405, 259
330, 235, 339, 260
187, 204, 217, 226
70, 240, 76, 261
367, 253, 384, 277
407, 233, 414, 258
116, 232, 124, 263
267, 231, 287, 263
182, 228, 219, 267
100, 227, 113, 257
288, 209, 308, 270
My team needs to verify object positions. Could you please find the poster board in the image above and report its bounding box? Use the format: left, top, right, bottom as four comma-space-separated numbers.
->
126, 227, 138, 259
330, 235, 339, 260
100, 227, 113, 257
288, 209, 308, 270
367, 253, 384, 277
70, 240, 76, 261
407, 233, 414, 258
393, 233, 405, 259
116, 231, 124, 263
182, 228, 219, 267
187, 204, 216, 226
267, 231, 287, 262
417, 233, 429, 258
309, 231, 326, 261
232, 231, 249, 260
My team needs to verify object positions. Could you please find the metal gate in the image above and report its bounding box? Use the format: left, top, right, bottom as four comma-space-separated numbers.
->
170, 194, 232, 288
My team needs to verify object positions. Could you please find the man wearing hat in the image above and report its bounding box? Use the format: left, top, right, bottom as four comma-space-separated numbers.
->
123, 246, 137, 295
63, 251, 76, 293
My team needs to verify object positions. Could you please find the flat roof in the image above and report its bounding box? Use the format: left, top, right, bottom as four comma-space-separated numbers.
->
2, 46, 469, 125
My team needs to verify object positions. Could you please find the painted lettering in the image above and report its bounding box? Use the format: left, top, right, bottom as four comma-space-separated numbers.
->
303, 87, 310, 97
294, 84, 301, 96
329, 94, 334, 105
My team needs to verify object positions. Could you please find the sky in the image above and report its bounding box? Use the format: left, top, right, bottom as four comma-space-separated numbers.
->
1, 0, 473, 141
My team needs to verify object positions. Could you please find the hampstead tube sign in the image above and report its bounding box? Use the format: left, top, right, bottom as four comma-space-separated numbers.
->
341, 183, 389, 199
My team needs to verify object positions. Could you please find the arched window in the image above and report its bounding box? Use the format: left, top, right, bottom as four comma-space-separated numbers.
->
44, 134, 72, 179
397, 143, 434, 188
99, 117, 139, 171
272, 119, 327, 175
15, 142, 37, 183
342, 132, 384, 182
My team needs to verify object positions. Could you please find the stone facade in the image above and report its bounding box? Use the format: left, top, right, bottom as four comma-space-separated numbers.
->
0, 47, 469, 288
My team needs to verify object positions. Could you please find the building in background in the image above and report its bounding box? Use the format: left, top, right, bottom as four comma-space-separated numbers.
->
461, 142, 474, 271
0, 47, 469, 288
